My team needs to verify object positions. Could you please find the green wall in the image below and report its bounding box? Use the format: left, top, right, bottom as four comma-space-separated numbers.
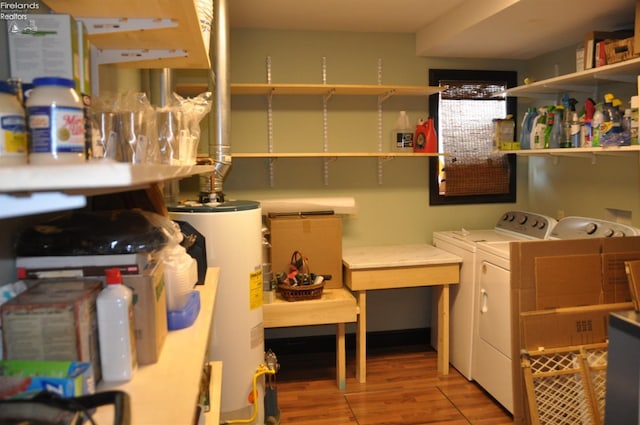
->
180, 29, 532, 334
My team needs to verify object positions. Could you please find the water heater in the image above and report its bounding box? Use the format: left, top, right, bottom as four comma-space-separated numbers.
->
169, 200, 264, 424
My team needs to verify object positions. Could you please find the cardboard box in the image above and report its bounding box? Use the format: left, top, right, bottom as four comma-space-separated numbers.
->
123, 261, 167, 365
268, 215, 343, 288
0, 360, 94, 398
0, 279, 102, 382
520, 303, 629, 351
583, 30, 634, 69
7, 14, 90, 94
534, 253, 602, 309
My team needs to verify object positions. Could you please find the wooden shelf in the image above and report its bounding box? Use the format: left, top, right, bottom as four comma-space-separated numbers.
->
231, 152, 441, 158
93, 268, 220, 425
177, 82, 443, 97
499, 145, 640, 158
42, 0, 210, 69
503, 57, 640, 97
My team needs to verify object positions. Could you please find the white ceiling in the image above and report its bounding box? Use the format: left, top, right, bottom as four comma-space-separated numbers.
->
229, 0, 636, 59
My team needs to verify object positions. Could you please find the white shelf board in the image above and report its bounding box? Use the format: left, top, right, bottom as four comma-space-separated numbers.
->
0, 192, 87, 219
503, 57, 640, 97
0, 162, 215, 194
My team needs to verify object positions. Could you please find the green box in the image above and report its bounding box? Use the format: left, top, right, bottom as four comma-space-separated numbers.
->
0, 360, 94, 398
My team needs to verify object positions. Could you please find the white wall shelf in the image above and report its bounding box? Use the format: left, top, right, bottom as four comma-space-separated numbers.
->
499, 145, 640, 164
42, 0, 210, 69
0, 163, 215, 218
502, 57, 640, 98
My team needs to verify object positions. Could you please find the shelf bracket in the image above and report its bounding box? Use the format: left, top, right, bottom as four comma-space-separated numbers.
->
92, 48, 188, 65
266, 56, 275, 187
78, 17, 178, 35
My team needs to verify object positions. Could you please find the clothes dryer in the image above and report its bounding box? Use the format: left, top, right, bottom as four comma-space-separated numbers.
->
432, 211, 556, 380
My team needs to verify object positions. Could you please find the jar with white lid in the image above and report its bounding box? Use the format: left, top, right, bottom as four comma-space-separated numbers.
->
26, 77, 85, 164
0, 80, 27, 166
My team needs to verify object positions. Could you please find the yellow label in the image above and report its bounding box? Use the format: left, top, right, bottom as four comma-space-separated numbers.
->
249, 269, 263, 310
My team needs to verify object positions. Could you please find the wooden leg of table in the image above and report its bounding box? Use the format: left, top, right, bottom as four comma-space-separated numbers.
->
356, 290, 367, 383
437, 283, 450, 375
336, 322, 346, 391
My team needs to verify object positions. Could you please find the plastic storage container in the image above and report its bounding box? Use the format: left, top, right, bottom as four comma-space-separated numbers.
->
26, 77, 85, 164
0, 81, 27, 165
96, 268, 137, 382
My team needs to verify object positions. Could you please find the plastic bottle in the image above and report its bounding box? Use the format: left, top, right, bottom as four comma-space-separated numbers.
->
0, 81, 27, 165
600, 93, 622, 146
392, 111, 413, 152
26, 77, 85, 165
97, 268, 137, 382
592, 103, 604, 147
623, 108, 633, 145
548, 106, 564, 149
630, 96, 639, 145
519, 107, 537, 150
531, 107, 546, 149
570, 111, 581, 148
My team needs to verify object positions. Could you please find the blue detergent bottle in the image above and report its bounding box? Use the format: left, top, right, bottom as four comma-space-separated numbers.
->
519, 107, 537, 150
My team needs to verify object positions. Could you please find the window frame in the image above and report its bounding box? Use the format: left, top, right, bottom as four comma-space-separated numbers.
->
428, 69, 518, 205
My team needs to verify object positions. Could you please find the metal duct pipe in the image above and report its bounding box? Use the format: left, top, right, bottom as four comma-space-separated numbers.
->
207, 0, 231, 201
141, 68, 175, 107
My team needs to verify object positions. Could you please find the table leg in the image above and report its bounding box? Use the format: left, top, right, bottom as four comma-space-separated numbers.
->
437, 283, 450, 375
336, 322, 346, 390
356, 290, 366, 383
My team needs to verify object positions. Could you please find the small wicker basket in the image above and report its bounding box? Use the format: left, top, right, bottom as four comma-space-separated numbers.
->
276, 251, 324, 302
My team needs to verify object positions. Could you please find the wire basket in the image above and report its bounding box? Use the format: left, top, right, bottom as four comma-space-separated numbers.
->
521, 342, 608, 425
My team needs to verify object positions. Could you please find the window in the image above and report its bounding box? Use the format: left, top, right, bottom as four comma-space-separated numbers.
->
428, 69, 517, 205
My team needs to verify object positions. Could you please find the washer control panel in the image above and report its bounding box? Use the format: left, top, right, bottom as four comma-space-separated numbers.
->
549, 216, 640, 239
494, 211, 557, 239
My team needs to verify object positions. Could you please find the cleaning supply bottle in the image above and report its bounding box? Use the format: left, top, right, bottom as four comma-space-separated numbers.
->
592, 103, 604, 147
601, 93, 622, 146
531, 107, 546, 149
97, 267, 137, 382
548, 105, 564, 149
582, 98, 595, 147
519, 107, 537, 150
392, 111, 413, 152
414, 117, 437, 153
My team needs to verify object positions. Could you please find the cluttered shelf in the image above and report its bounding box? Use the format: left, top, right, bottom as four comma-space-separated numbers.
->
94, 267, 220, 425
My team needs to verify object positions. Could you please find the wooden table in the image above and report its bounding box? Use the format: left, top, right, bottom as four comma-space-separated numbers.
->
263, 287, 358, 390
342, 244, 461, 382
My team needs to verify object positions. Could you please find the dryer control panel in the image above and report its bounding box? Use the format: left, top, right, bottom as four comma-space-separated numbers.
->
494, 211, 557, 239
549, 216, 640, 239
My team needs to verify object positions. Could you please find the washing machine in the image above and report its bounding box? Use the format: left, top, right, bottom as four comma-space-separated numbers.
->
473, 216, 640, 414
432, 211, 556, 380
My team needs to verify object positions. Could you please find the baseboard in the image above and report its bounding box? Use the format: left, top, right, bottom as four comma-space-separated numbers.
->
265, 327, 431, 355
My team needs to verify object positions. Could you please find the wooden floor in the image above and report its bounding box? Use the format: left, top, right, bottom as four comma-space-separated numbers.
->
270, 344, 514, 425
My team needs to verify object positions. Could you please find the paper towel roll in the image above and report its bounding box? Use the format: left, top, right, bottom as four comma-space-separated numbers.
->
257, 197, 357, 215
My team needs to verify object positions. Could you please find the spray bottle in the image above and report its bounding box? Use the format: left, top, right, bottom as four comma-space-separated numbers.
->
592, 103, 604, 147
531, 107, 546, 149
519, 107, 537, 150
548, 105, 564, 149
